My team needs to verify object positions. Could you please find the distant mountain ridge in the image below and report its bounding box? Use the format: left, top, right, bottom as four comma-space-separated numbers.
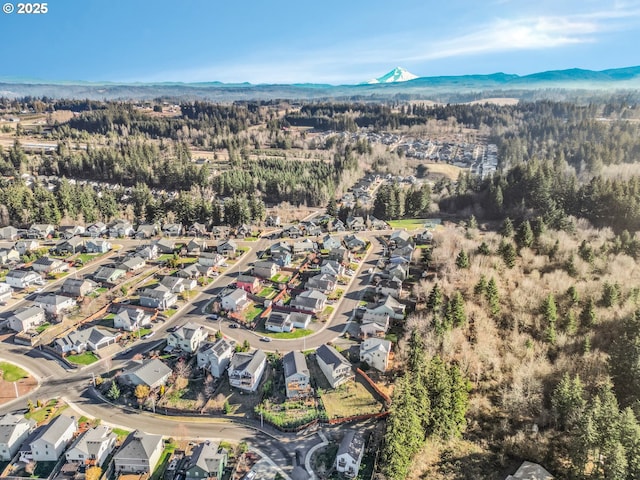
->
367, 67, 419, 84
1, 65, 639, 101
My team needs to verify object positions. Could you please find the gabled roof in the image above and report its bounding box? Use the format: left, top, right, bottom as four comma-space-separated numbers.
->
200, 338, 234, 358
337, 430, 364, 461
67, 426, 114, 457
360, 338, 392, 356
316, 344, 351, 371
115, 430, 163, 462
187, 441, 225, 475
506, 461, 554, 480
223, 288, 247, 303
229, 350, 266, 376
33, 256, 64, 267
30, 415, 76, 446
123, 359, 172, 387
35, 293, 74, 306
7, 270, 40, 280
172, 322, 203, 341
62, 277, 97, 291
237, 274, 258, 284
9, 306, 44, 322
0, 414, 35, 446
283, 351, 309, 379
120, 256, 146, 270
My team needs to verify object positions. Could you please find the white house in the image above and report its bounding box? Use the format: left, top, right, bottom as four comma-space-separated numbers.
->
375, 277, 403, 299
283, 351, 312, 398
113, 307, 152, 331
0, 414, 36, 461
197, 338, 234, 378
228, 350, 267, 392
265, 312, 292, 333
113, 431, 164, 474
8, 306, 46, 332
316, 344, 353, 388
30, 415, 77, 461
198, 252, 226, 268
139, 285, 178, 310
221, 289, 250, 312
0, 282, 13, 303
364, 295, 405, 322
32, 257, 69, 275
6, 270, 43, 289
0, 248, 20, 265
15, 240, 39, 255
335, 431, 365, 478
65, 425, 117, 467
359, 338, 392, 372
85, 239, 112, 254
33, 294, 77, 315
290, 290, 327, 314
167, 323, 207, 353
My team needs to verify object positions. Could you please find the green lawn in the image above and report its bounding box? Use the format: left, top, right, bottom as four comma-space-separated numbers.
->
150, 442, 177, 480
388, 218, 429, 230
320, 381, 382, 419
163, 308, 177, 317
270, 273, 290, 283
137, 328, 153, 337
76, 253, 101, 264
35, 322, 51, 333
0, 361, 28, 382
67, 352, 99, 365
245, 305, 264, 322
258, 286, 276, 298
112, 427, 130, 440
263, 328, 313, 339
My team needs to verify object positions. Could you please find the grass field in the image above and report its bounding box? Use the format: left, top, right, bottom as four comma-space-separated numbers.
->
388, 218, 429, 230
35, 322, 51, 333
271, 273, 291, 283
0, 361, 28, 382
263, 328, 313, 339
150, 442, 177, 480
244, 305, 264, 322
320, 380, 382, 419
422, 162, 465, 180
258, 286, 276, 298
76, 253, 101, 264
67, 352, 99, 365
112, 427, 130, 440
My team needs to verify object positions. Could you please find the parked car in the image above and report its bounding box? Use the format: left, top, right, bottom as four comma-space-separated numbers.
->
142, 331, 155, 339
207, 314, 218, 320
167, 326, 178, 332
229, 323, 239, 329
260, 336, 272, 342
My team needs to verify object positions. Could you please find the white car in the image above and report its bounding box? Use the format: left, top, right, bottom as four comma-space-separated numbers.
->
142, 331, 155, 339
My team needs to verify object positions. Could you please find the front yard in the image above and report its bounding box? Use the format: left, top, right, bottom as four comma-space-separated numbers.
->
0, 361, 28, 382
67, 352, 99, 365
262, 328, 313, 339
319, 379, 383, 420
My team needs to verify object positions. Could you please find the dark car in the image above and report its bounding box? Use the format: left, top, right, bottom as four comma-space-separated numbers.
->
229, 323, 239, 329
167, 326, 178, 332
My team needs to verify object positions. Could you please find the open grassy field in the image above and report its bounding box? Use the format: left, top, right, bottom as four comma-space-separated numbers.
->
320, 380, 382, 419
422, 162, 465, 180
263, 328, 313, 339
388, 218, 429, 230
0, 361, 28, 382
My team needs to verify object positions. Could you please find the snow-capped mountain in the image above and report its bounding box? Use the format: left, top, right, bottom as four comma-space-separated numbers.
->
367, 67, 419, 84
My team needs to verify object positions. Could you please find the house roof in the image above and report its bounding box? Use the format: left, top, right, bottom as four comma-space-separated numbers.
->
229, 350, 266, 376
7, 270, 39, 280
266, 312, 291, 329
172, 322, 203, 341
254, 260, 277, 270
390, 230, 412, 243
316, 344, 351, 371
35, 293, 74, 306
120, 256, 146, 270
283, 351, 309, 379
223, 289, 247, 303
115, 430, 163, 462
140, 286, 172, 300
200, 338, 234, 359
506, 461, 554, 480
186, 441, 225, 474
237, 274, 258, 284
360, 338, 392, 356
218, 240, 237, 250
160, 276, 184, 289
9, 306, 44, 322
337, 430, 364, 461
33, 256, 64, 267
62, 277, 97, 291
30, 415, 76, 446
67, 426, 114, 457
94, 266, 125, 281
123, 359, 172, 387
0, 414, 35, 446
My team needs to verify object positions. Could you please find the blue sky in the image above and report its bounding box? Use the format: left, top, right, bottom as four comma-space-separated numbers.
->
1, 0, 639, 84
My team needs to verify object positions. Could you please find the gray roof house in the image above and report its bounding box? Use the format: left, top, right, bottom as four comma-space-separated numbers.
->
0, 248, 20, 265
321, 235, 342, 251
197, 338, 234, 378
306, 273, 337, 294
185, 441, 228, 480
160, 275, 196, 293
135, 224, 159, 240
0, 226, 19, 241
58, 225, 86, 239
316, 344, 353, 388
154, 238, 175, 254
265, 312, 293, 333
186, 238, 208, 255
217, 240, 238, 256
113, 430, 164, 474
139, 285, 178, 310
85, 222, 107, 237
359, 338, 392, 372
85, 239, 112, 254
113, 307, 152, 331
55, 236, 85, 255
93, 266, 126, 284
167, 323, 207, 354
0, 413, 36, 461
506, 461, 554, 480
7, 306, 46, 333
33, 293, 77, 315
118, 256, 146, 272
55, 327, 119, 354
108, 221, 134, 238
221, 289, 250, 312
162, 223, 183, 237
290, 290, 327, 314
253, 261, 279, 280
283, 351, 312, 399
197, 252, 225, 268
228, 350, 267, 392
15, 239, 39, 255
119, 359, 172, 389
6, 270, 42, 289
32, 256, 68, 274
188, 222, 209, 237
60, 278, 98, 297
29, 415, 77, 461
65, 425, 117, 467
27, 223, 55, 239
335, 430, 365, 478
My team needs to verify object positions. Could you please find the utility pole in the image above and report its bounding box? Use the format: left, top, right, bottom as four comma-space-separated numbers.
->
260, 411, 263, 428
13, 382, 18, 398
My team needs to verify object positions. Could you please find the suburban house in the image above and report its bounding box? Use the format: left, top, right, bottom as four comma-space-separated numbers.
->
283, 351, 312, 398
55, 327, 119, 354
316, 344, 353, 388
328, 218, 346, 232
416, 230, 434, 245
293, 239, 317, 254
29, 415, 77, 461
135, 224, 158, 240
283, 225, 303, 239
33, 294, 77, 316
265, 312, 293, 333
197, 338, 234, 378
321, 259, 345, 277
0, 248, 20, 264
328, 247, 350, 264
108, 221, 134, 238
119, 359, 172, 389
390, 245, 414, 264
162, 223, 183, 237
85, 239, 112, 254
185, 441, 228, 480
0, 413, 36, 461
364, 295, 406, 321
303, 222, 322, 237
270, 242, 291, 256
289, 312, 312, 329
198, 252, 225, 268
253, 261, 279, 280
65, 425, 117, 467
61, 278, 98, 297
265, 215, 281, 227
344, 234, 367, 250
335, 430, 365, 478
177, 263, 216, 279
375, 277, 403, 299
321, 235, 342, 251
27, 223, 55, 239
85, 222, 107, 237
217, 240, 238, 256
113, 431, 164, 474
118, 256, 146, 273
186, 238, 208, 255
32, 257, 69, 275
228, 349, 267, 392
134, 244, 159, 261
6, 270, 42, 289
0, 226, 19, 241
271, 250, 292, 267
367, 215, 388, 230
359, 318, 389, 339
160, 276, 196, 293
386, 264, 408, 281
93, 266, 126, 284
389, 230, 413, 248
15, 239, 39, 255
113, 307, 152, 331
236, 275, 260, 294
188, 222, 209, 237
55, 236, 85, 255
306, 273, 337, 294
359, 338, 392, 372
210, 226, 229, 239
346, 216, 366, 231
58, 225, 86, 239
154, 238, 175, 254
139, 285, 178, 310
221, 289, 250, 312
0, 282, 13, 303
167, 323, 207, 353
235, 224, 251, 238
506, 461, 554, 480
7, 306, 46, 332
290, 290, 327, 314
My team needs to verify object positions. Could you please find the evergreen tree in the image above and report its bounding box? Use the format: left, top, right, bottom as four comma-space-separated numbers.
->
551, 373, 585, 430
531, 215, 546, 240
446, 291, 466, 328
474, 275, 487, 296
455, 249, 470, 269
426, 283, 444, 314
602, 281, 621, 308
477, 241, 491, 255
500, 217, 514, 237
578, 239, 595, 263
326, 198, 337, 217
107, 382, 121, 400
486, 277, 500, 316
567, 285, 580, 305
467, 215, 478, 230
581, 297, 597, 327
515, 220, 534, 249
498, 239, 516, 268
